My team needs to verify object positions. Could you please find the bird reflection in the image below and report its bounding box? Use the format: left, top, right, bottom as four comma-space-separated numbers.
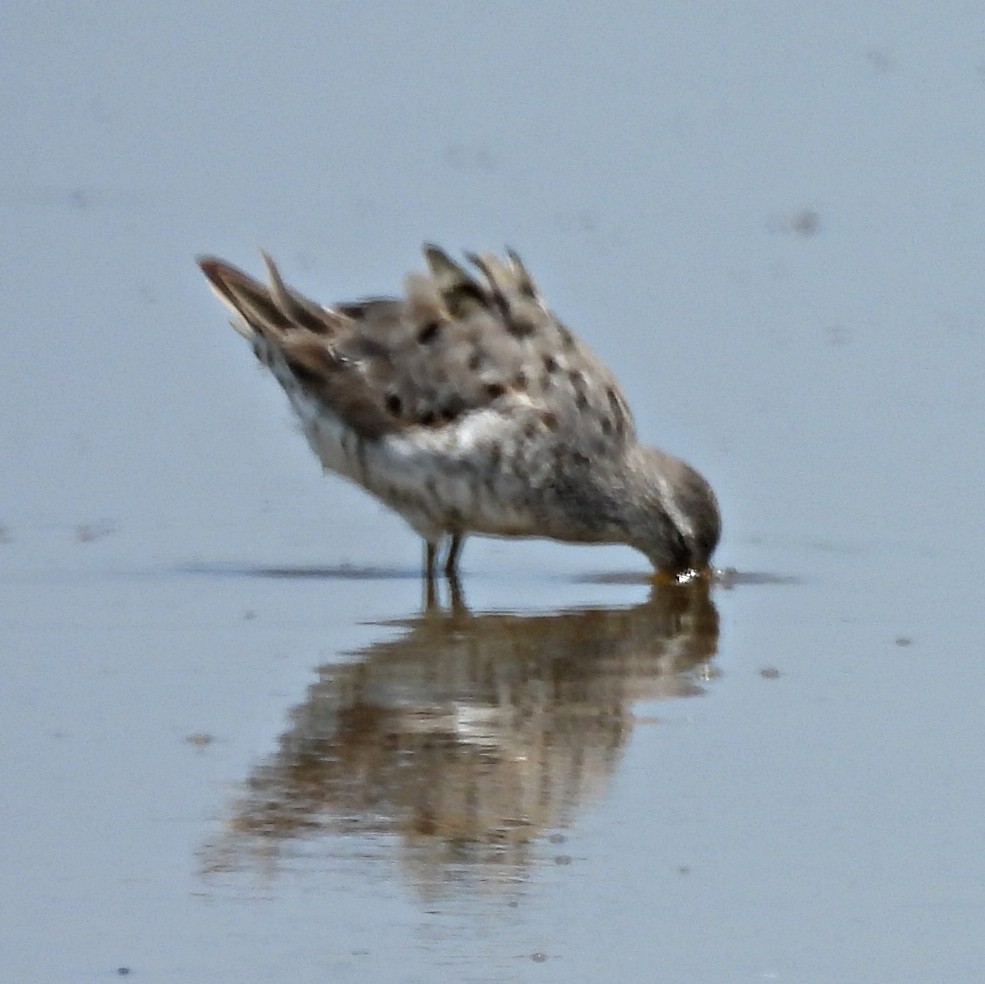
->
202, 578, 719, 888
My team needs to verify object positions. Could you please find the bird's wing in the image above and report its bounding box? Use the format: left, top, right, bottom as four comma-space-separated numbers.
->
198, 246, 635, 450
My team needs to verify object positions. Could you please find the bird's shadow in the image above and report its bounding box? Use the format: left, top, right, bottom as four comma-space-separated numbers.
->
181, 562, 422, 581
182, 561, 797, 588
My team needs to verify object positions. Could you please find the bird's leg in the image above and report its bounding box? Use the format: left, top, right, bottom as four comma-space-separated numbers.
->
443, 533, 464, 577
447, 569, 466, 612
423, 575, 439, 611
423, 541, 439, 609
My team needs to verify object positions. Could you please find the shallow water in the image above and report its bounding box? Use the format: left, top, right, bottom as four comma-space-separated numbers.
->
3, 5, 985, 983
4, 526, 982, 982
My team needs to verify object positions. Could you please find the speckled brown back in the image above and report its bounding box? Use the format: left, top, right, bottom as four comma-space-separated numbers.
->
198, 245, 636, 456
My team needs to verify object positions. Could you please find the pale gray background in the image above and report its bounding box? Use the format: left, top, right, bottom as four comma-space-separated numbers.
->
2, 3, 984, 982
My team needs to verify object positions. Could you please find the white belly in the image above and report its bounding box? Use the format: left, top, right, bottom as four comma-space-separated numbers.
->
285, 382, 543, 541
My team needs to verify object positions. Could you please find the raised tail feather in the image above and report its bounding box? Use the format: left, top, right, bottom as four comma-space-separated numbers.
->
197, 254, 394, 438
197, 254, 347, 340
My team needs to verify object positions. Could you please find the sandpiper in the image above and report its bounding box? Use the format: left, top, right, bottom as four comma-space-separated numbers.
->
198, 246, 720, 579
